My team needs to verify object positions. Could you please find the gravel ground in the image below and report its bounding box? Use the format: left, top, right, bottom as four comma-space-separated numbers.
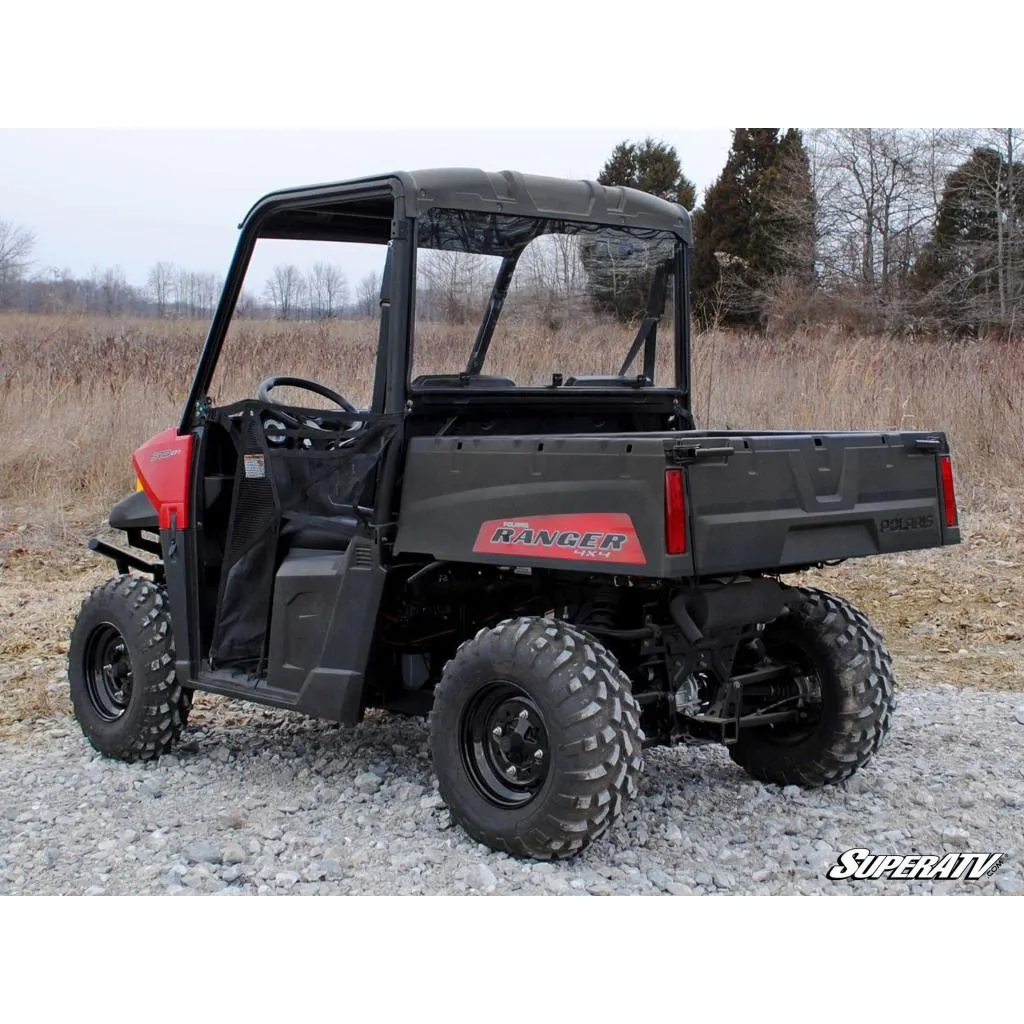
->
1, 684, 1021, 895
2, 505, 1022, 895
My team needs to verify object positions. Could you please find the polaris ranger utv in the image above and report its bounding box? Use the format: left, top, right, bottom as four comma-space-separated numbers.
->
68, 169, 961, 860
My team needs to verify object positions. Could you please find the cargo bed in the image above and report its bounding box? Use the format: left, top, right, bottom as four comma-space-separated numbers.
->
394, 429, 959, 577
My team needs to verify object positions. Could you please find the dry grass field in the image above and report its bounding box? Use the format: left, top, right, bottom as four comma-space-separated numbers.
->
1, 312, 1021, 519
1, 312, 1022, 728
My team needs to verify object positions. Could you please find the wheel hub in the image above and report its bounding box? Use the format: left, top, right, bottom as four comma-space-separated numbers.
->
84, 623, 134, 722
487, 702, 547, 784
460, 682, 551, 808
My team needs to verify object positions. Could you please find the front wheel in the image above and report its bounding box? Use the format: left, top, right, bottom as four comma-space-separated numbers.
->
68, 575, 192, 761
729, 587, 896, 788
430, 616, 645, 860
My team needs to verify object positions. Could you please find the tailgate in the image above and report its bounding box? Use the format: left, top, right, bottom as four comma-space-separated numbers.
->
677, 431, 959, 575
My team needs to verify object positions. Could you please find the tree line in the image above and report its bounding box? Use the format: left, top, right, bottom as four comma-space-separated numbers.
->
0, 240, 232, 318
599, 129, 1023, 338
3, 127, 1021, 338
0, 235, 383, 321
409, 129, 1022, 339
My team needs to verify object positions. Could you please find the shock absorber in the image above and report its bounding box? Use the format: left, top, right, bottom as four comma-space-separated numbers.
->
637, 637, 664, 694
574, 586, 619, 633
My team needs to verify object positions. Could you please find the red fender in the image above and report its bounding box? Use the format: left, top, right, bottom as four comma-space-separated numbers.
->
132, 427, 194, 530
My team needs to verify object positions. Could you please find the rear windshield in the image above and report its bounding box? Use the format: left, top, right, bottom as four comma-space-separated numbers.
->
411, 208, 680, 388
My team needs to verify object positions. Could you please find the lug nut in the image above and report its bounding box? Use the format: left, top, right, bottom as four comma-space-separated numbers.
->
534, 749, 544, 761
505, 765, 517, 777
492, 726, 503, 738
518, 710, 529, 719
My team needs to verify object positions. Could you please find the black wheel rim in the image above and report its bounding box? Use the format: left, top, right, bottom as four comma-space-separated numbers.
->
83, 622, 134, 722
460, 681, 551, 808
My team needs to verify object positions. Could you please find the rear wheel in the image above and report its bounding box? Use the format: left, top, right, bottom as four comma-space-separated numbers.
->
729, 587, 895, 787
430, 616, 645, 860
68, 575, 192, 761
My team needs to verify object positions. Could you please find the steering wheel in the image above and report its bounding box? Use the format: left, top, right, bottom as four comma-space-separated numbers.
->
257, 376, 362, 450
257, 375, 358, 414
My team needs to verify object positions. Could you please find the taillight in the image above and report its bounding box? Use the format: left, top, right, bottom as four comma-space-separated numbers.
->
939, 455, 958, 528
665, 468, 687, 554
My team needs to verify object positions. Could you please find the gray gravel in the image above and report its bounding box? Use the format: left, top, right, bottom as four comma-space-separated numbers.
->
2, 684, 1022, 895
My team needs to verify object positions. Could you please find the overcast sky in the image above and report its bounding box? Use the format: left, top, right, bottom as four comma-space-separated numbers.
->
1, 129, 732, 289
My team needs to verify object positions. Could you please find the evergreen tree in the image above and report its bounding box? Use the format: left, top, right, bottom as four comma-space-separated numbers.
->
913, 144, 1024, 335
752, 129, 816, 285
597, 137, 696, 207
693, 129, 815, 327
585, 138, 695, 321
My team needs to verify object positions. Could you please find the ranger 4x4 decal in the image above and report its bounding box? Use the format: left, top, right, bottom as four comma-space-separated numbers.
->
473, 514, 647, 565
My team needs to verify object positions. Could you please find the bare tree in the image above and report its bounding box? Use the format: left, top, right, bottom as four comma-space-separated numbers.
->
37, 265, 76, 312
807, 129, 968, 328
356, 271, 382, 318
236, 288, 259, 318
101, 266, 128, 315
308, 262, 348, 318
920, 128, 1024, 336
81, 265, 101, 314
0, 219, 35, 307
970, 127, 1024, 328
512, 234, 586, 327
811, 130, 916, 293
173, 266, 195, 316
417, 250, 487, 323
147, 261, 175, 317
265, 264, 302, 319
194, 272, 221, 317
518, 234, 584, 300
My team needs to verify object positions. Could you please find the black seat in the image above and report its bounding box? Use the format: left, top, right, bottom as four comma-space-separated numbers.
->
279, 514, 359, 551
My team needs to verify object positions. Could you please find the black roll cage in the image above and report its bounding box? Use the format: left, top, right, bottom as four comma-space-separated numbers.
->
181, 169, 694, 438
466, 253, 520, 376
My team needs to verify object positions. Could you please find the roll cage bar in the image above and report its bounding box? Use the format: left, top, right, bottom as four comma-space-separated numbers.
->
180, 169, 694, 435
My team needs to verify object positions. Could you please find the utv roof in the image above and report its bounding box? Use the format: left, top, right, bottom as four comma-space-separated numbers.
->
241, 168, 694, 246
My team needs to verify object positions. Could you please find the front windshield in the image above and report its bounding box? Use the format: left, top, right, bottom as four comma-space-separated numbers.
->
412, 208, 681, 388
